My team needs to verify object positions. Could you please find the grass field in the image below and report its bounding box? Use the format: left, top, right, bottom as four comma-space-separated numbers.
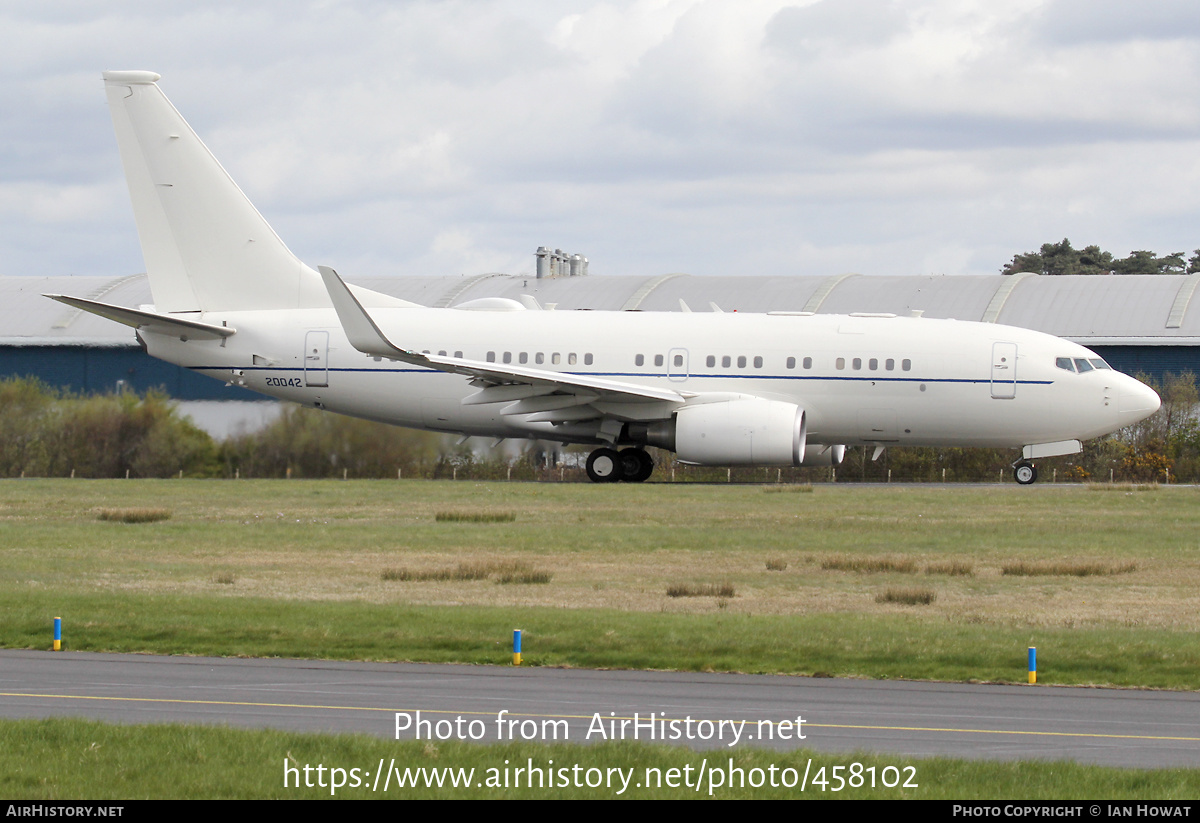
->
5, 479, 1200, 800
3, 478, 1199, 687
4, 718, 1198, 800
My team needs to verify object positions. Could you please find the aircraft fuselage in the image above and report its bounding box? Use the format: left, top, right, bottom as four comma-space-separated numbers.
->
144, 305, 1150, 452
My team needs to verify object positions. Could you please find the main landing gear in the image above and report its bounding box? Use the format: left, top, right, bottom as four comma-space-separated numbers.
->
1013, 460, 1038, 485
586, 447, 655, 483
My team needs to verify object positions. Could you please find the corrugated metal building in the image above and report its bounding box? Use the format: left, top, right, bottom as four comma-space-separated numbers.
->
4, 271, 1198, 398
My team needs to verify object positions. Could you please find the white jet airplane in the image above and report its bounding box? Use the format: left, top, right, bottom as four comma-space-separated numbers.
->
47, 71, 1161, 484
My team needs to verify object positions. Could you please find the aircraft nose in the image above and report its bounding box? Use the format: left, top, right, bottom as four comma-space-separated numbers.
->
1118, 377, 1161, 426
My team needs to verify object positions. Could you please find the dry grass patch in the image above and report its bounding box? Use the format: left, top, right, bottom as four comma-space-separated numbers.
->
96, 508, 172, 524
435, 511, 516, 523
667, 583, 736, 598
821, 556, 917, 574
1002, 561, 1138, 577
1087, 483, 1159, 492
876, 587, 936, 605
381, 560, 550, 584
765, 558, 788, 571
492, 561, 552, 585
762, 484, 813, 494
925, 561, 974, 577
210, 572, 236, 585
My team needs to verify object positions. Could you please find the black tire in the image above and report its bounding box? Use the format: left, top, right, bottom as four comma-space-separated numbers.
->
1014, 462, 1038, 485
586, 448, 622, 483
619, 448, 655, 482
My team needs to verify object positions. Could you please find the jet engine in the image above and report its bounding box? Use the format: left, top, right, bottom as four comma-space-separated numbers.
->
634, 398, 807, 466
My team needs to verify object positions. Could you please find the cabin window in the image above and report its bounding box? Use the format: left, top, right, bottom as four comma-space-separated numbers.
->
902, 359, 911, 371
836, 357, 845, 370
585, 353, 594, 366
885, 358, 894, 371
438, 350, 446, 356
568, 353, 577, 365
636, 354, 645, 366
503, 352, 512, 364
487, 351, 496, 362
674, 354, 683, 367
519, 352, 528, 364
734, 355, 743, 368
803, 357, 812, 369
869, 358, 878, 371
722, 355, 731, 368
552, 353, 561, 365
707, 355, 716, 367
786, 356, 795, 369
455, 351, 462, 359
535, 352, 544, 364
654, 354, 664, 367
753, 356, 763, 368
852, 358, 862, 370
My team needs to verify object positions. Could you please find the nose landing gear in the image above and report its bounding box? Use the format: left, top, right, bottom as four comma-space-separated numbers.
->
1013, 460, 1038, 485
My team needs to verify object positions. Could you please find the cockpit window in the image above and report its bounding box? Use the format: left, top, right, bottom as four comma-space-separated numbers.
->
1056, 357, 1075, 372
1089, 358, 1112, 370
1073, 358, 1094, 373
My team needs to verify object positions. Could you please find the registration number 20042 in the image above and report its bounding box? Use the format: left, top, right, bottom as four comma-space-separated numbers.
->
264, 377, 304, 387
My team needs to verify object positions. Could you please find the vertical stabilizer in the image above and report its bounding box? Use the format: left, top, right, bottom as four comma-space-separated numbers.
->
103, 71, 327, 313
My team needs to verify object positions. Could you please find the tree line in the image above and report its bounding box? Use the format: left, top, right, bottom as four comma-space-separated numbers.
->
1001, 239, 1200, 276
1, 375, 1195, 484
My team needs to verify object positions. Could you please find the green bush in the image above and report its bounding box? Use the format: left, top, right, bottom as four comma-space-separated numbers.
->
220, 404, 441, 478
0, 378, 218, 478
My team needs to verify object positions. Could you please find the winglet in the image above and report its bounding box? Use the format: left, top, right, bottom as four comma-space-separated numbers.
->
318, 266, 412, 360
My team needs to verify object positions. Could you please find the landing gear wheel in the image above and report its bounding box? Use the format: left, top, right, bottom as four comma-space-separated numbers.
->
618, 448, 655, 483
1014, 461, 1038, 485
586, 448, 623, 483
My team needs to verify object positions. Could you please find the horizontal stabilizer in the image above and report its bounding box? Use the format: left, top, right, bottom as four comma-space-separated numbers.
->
44, 294, 236, 340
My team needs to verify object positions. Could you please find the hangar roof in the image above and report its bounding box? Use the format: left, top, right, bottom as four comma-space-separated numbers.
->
5, 271, 1199, 347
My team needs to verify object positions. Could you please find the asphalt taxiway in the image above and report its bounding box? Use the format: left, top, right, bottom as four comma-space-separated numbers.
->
1, 650, 1197, 768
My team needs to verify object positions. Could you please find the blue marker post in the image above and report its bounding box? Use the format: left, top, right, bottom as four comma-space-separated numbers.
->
1028, 646, 1036, 684
53, 617, 61, 651
513, 629, 522, 666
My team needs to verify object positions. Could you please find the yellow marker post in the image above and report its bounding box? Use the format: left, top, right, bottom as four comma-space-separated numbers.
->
512, 629, 522, 666
1028, 647, 1037, 684
53, 617, 61, 651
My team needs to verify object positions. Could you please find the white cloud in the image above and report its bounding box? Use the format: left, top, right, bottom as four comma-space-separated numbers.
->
3, 0, 1200, 281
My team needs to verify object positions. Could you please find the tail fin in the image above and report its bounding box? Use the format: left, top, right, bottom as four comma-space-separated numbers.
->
103, 71, 328, 314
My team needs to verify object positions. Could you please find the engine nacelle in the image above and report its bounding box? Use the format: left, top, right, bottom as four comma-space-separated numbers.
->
671, 398, 807, 466
798, 444, 845, 467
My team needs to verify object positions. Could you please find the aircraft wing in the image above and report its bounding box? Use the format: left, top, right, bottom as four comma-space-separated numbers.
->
318, 267, 686, 421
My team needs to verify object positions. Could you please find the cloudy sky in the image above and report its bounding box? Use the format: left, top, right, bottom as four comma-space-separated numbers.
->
4, 0, 1200, 281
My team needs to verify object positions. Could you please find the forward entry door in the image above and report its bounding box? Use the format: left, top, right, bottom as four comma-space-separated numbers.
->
990, 342, 1017, 399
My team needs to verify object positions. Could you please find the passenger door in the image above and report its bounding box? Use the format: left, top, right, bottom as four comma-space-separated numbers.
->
304, 330, 329, 387
990, 342, 1017, 399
